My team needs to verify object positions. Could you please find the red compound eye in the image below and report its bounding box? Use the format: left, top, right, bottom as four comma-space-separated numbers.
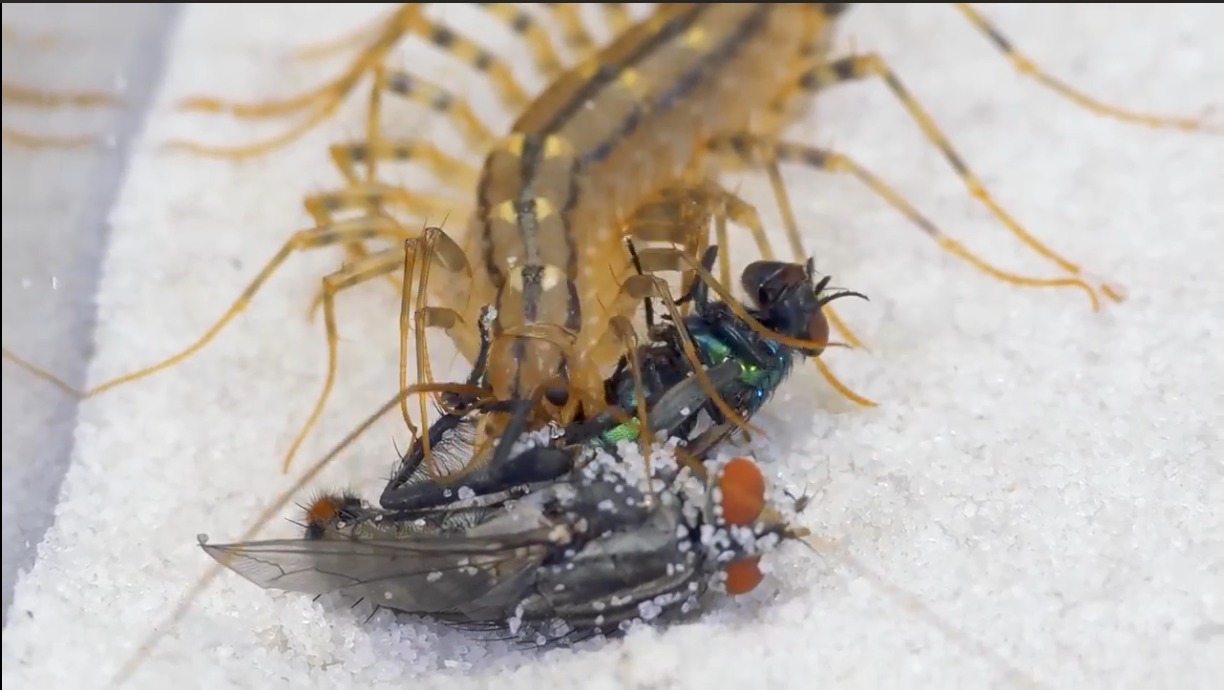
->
719, 456, 766, 526
806, 308, 830, 353
724, 556, 764, 595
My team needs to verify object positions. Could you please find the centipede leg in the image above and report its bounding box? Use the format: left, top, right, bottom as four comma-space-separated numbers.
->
717, 133, 1106, 315
306, 135, 478, 284
600, 4, 634, 34
398, 227, 480, 473
951, 3, 1214, 132
781, 53, 1125, 305
328, 138, 480, 194
376, 67, 499, 155
2, 216, 417, 427
477, 4, 566, 79
620, 183, 714, 310
169, 4, 533, 158
1, 128, 97, 150
622, 182, 871, 407
633, 244, 860, 364
300, 181, 468, 318
2, 29, 120, 150
610, 314, 657, 479
290, 5, 404, 61
624, 181, 777, 307
284, 247, 410, 473
542, 4, 596, 54
2, 81, 117, 109
589, 267, 763, 442
291, 59, 481, 296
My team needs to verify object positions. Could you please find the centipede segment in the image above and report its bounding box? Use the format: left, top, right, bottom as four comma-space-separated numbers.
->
275, 5, 877, 474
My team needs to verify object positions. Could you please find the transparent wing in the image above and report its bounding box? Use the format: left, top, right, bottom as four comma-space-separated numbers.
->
201, 531, 552, 619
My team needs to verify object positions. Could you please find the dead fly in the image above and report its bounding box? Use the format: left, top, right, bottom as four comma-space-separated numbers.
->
196, 298, 812, 652
371, 239, 870, 517
200, 450, 794, 644
588, 242, 870, 455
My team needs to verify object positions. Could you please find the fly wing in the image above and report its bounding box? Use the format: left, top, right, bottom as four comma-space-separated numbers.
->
200, 530, 553, 619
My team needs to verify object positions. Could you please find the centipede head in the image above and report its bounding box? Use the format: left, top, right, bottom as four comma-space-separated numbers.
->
741, 259, 868, 357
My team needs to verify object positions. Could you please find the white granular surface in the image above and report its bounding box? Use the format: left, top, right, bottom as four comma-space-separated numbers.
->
3, 5, 1221, 690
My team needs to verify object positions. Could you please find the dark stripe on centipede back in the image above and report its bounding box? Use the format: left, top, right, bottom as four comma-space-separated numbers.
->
520, 264, 544, 323
515, 197, 542, 271
501, 6, 712, 279
564, 278, 581, 332
582, 6, 774, 168
560, 157, 581, 279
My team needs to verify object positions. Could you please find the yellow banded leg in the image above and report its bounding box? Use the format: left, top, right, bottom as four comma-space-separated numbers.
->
630, 243, 869, 408
952, 3, 1214, 132
478, 3, 566, 78
398, 228, 476, 453
2, 216, 415, 418
789, 53, 1125, 304
587, 251, 765, 441
2, 74, 119, 149
543, 4, 596, 54
284, 246, 409, 473
168, 4, 532, 158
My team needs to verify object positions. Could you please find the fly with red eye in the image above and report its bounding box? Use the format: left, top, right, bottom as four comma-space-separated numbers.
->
200, 442, 799, 647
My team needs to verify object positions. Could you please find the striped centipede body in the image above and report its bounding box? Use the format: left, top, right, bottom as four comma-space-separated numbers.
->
8, 4, 1212, 475
2, 5, 1213, 687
